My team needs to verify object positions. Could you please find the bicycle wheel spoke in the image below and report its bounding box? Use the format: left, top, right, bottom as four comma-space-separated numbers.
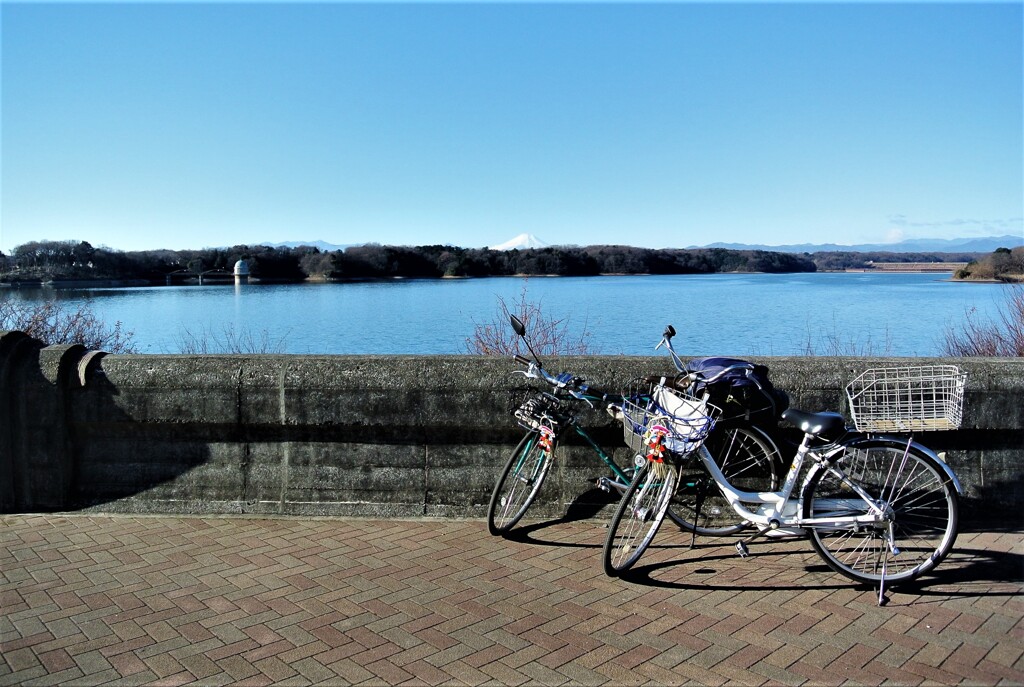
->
805, 443, 958, 585
603, 463, 677, 575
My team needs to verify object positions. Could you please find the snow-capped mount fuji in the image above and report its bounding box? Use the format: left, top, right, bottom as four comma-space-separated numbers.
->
488, 233, 550, 250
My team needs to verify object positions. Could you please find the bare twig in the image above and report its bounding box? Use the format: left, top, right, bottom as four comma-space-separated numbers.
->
942, 284, 1024, 357
466, 281, 594, 356
0, 299, 136, 353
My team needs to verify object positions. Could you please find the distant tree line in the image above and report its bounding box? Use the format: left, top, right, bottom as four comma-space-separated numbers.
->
1, 240, 820, 282
1, 241, 317, 283
313, 244, 819, 278
1, 239, 998, 284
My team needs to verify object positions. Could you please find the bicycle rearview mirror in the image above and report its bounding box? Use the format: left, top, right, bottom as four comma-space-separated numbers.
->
663, 325, 676, 339
510, 314, 544, 366
510, 314, 527, 337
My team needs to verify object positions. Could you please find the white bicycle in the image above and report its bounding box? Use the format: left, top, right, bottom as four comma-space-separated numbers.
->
603, 345, 964, 603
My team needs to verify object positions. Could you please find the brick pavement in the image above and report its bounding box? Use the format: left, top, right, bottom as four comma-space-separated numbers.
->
1, 514, 1021, 686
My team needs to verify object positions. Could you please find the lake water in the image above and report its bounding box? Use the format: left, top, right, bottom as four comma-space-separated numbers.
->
2, 273, 1012, 356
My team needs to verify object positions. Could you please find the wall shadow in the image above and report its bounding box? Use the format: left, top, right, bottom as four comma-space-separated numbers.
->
0, 335, 212, 513
67, 363, 213, 511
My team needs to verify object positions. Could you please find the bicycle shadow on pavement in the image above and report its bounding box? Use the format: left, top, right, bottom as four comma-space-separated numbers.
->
894, 545, 1024, 600
617, 543, 1024, 600
618, 545, 852, 593
501, 487, 616, 548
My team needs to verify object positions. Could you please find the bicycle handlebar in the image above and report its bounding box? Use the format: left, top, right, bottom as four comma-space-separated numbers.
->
657, 325, 754, 387
512, 356, 620, 408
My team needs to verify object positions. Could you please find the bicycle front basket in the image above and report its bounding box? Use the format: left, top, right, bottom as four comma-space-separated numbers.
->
845, 365, 966, 432
514, 392, 564, 433
621, 381, 720, 458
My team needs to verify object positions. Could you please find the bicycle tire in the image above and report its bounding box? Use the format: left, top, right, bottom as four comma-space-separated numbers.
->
487, 431, 554, 536
602, 461, 678, 576
802, 440, 959, 585
668, 425, 781, 535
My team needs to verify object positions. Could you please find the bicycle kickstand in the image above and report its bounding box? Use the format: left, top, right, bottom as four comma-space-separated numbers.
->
735, 521, 781, 558
689, 478, 709, 549
878, 558, 889, 607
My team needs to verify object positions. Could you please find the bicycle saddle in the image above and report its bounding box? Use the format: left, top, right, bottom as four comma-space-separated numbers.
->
781, 408, 847, 439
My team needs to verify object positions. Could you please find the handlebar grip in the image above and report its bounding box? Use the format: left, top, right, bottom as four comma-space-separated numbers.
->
514, 354, 532, 365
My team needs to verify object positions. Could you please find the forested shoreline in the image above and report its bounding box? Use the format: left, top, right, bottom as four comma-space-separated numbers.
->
0, 239, 1000, 284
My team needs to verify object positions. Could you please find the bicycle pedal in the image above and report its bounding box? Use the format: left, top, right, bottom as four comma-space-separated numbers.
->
735, 542, 750, 558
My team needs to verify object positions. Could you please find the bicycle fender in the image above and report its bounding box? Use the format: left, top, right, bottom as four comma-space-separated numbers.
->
842, 436, 965, 496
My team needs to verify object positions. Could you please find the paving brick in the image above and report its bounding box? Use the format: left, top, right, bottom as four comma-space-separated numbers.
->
323, 656, 375, 683
1, 516, 1021, 687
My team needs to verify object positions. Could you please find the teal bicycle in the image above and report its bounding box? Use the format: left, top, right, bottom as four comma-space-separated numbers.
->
487, 317, 784, 537
486, 316, 630, 535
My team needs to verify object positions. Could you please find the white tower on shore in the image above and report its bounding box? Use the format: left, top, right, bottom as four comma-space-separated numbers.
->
233, 259, 250, 285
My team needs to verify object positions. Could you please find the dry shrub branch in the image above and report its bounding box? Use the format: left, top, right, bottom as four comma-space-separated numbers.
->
0, 299, 136, 353
942, 284, 1024, 357
466, 282, 594, 356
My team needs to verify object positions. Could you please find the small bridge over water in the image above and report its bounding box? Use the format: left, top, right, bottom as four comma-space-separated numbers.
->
164, 268, 234, 285
165, 260, 250, 285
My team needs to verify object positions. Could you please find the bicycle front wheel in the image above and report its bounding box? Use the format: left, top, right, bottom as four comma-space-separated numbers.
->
803, 441, 959, 585
669, 425, 780, 536
603, 461, 678, 576
487, 431, 554, 536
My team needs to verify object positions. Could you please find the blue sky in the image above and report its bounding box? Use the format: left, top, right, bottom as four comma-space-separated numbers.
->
2, 1, 1021, 254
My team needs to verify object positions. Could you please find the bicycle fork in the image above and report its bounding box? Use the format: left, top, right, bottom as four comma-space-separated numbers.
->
515, 428, 555, 488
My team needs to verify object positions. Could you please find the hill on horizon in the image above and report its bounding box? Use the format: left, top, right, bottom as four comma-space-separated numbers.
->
694, 234, 1022, 254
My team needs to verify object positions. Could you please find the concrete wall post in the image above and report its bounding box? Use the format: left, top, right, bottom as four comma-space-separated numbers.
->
1, 332, 89, 511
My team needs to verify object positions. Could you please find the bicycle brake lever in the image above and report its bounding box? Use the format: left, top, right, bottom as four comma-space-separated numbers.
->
569, 389, 596, 409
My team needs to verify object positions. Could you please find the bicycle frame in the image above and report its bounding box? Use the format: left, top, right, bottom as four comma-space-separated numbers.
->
515, 396, 634, 492
574, 425, 634, 488
693, 432, 890, 530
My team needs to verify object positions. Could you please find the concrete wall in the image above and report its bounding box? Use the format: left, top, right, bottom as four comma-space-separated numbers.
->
2, 329, 1022, 524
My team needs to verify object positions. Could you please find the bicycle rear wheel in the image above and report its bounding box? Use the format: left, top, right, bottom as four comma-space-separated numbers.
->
668, 425, 780, 535
803, 441, 959, 585
487, 431, 553, 536
603, 461, 678, 576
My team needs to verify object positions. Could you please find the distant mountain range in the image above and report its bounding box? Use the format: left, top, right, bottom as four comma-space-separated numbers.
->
694, 234, 1023, 254
262, 240, 352, 251
263, 234, 1021, 254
